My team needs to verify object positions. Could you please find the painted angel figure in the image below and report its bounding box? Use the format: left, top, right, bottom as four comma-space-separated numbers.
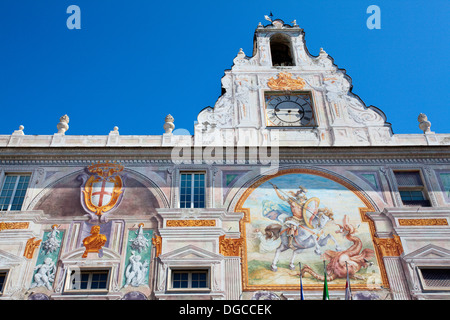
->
30, 258, 56, 290
124, 251, 149, 287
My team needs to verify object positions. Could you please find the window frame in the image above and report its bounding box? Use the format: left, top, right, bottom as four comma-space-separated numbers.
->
65, 267, 111, 294
179, 172, 206, 209
394, 170, 431, 207
168, 268, 210, 292
0, 173, 31, 211
0, 270, 9, 295
417, 267, 450, 292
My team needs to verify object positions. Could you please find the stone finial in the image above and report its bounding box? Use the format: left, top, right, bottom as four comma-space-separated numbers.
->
418, 113, 431, 133
12, 125, 25, 135
109, 126, 119, 135
164, 114, 175, 134
56, 114, 69, 134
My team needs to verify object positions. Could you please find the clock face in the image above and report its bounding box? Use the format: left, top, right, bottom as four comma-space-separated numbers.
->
265, 92, 316, 127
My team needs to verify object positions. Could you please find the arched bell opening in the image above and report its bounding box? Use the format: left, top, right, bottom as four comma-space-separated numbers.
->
270, 33, 294, 66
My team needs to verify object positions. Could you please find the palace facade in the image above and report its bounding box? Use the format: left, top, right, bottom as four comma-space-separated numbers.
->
1, 18, 449, 300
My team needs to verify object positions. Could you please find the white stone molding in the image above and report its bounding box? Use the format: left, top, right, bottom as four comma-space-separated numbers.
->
383, 256, 412, 300
54, 247, 122, 298
154, 245, 225, 300
401, 244, 450, 300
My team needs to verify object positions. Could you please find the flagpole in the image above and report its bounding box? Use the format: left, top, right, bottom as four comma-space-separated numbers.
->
299, 262, 304, 300
323, 260, 329, 300
345, 261, 352, 300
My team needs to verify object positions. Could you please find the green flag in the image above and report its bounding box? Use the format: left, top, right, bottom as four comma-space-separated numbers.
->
323, 260, 329, 300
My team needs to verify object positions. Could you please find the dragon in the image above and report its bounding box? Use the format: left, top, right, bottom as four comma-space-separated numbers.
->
301, 215, 374, 281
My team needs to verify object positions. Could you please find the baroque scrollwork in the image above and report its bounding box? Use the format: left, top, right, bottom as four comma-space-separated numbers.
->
267, 72, 306, 90
219, 235, 243, 256
373, 235, 404, 257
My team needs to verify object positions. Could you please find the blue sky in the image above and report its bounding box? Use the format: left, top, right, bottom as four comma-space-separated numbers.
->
0, 0, 449, 136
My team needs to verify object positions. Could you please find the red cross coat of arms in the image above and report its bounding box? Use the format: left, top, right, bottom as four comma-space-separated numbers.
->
80, 162, 124, 222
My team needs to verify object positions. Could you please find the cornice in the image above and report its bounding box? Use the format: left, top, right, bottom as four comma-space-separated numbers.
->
0, 146, 449, 165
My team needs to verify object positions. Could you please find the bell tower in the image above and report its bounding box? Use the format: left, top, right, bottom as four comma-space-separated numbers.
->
195, 17, 392, 147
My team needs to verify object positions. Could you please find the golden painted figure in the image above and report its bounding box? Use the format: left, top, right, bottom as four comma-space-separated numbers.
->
82, 225, 107, 258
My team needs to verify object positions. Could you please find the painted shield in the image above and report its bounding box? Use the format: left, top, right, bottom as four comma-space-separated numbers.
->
302, 197, 320, 229
82, 175, 123, 217
91, 179, 115, 207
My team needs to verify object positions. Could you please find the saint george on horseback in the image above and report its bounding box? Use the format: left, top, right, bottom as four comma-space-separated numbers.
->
264, 183, 342, 271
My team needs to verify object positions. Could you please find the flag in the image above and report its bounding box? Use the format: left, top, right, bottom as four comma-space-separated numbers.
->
323, 260, 329, 300
345, 261, 352, 300
299, 262, 304, 300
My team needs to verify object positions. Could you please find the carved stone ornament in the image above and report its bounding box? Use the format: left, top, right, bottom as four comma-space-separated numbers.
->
164, 114, 175, 133
373, 235, 404, 257
267, 72, 306, 91
56, 114, 69, 134
219, 235, 243, 257
166, 219, 216, 227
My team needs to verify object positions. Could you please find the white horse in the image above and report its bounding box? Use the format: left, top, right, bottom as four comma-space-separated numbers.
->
264, 209, 341, 271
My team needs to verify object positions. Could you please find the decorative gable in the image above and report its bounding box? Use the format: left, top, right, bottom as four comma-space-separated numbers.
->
403, 244, 450, 263
159, 244, 223, 265
0, 249, 24, 267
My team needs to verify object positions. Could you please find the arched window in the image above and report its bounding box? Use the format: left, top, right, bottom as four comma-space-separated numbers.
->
270, 33, 294, 66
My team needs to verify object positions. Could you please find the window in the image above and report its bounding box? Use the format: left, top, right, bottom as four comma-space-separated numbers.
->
171, 270, 209, 290
69, 269, 110, 291
394, 171, 430, 207
180, 173, 205, 208
0, 174, 30, 211
0, 271, 7, 294
418, 268, 450, 291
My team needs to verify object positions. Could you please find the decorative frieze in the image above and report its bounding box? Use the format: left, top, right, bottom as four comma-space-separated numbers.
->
398, 218, 448, 226
166, 220, 216, 227
0, 222, 29, 231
